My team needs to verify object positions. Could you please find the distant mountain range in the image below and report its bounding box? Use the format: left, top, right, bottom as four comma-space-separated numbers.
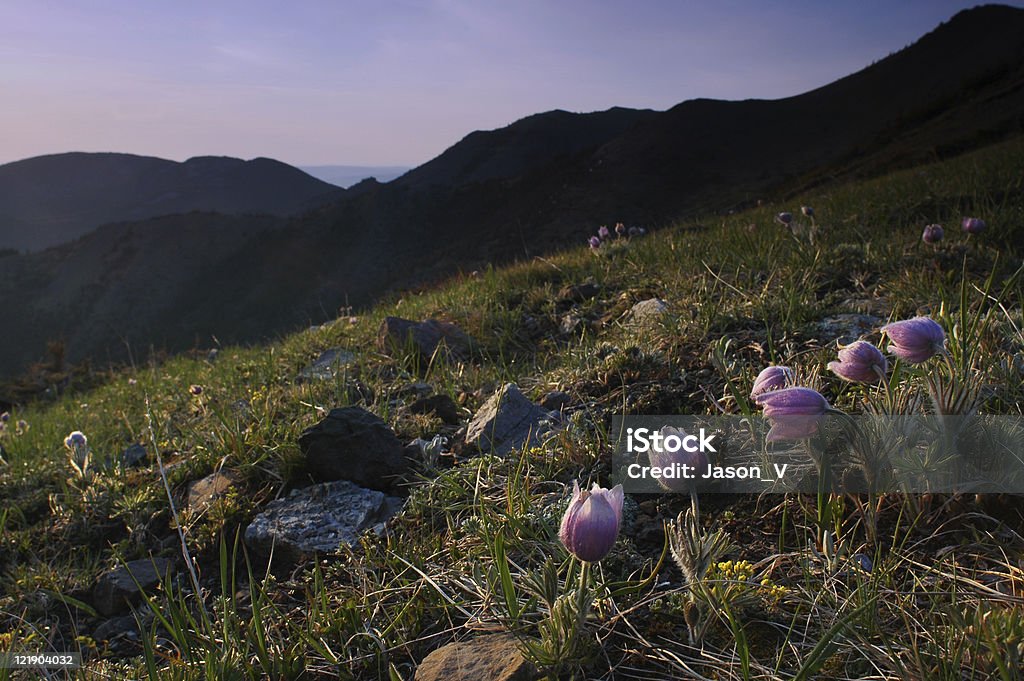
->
300, 165, 411, 188
2, 4, 1023, 385
0, 154, 345, 252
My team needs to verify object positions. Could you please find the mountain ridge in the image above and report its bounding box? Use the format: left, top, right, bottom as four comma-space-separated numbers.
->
0, 152, 345, 252
2, 4, 1023, 384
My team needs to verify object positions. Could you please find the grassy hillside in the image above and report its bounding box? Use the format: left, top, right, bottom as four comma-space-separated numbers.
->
1, 136, 1023, 679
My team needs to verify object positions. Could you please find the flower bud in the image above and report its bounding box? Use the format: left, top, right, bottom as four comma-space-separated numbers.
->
559, 480, 624, 562
64, 431, 88, 450
961, 217, 986, 234
588, 236, 601, 249
649, 426, 707, 492
922, 224, 944, 244
598, 225, 611, 240
881, 316, 945, 363
750, 366, 794, 400
801, 206, 814, 217
827, 340, 888, 383
776, 212, 793, 225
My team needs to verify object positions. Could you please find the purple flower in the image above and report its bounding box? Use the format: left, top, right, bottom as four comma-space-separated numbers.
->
881, 316, 945, 363
559, 481, 624, 562
755, 387, 829, 441
189, 384, 204, 396
648, 426, 708, 492
598, 225, 611, 240
628, 226, 640, 237
827, 341, 888, 383
0, 412, 8, 423
637, 227, 646, 236
922, 224, 944, 244
588, 236, 602, 249
962, 217, 986, 234
776, 212, 793, 225
615, 222, 626, 237
750, 366, 794, 400
801, 206, 814, 218
64, 431, 88, 450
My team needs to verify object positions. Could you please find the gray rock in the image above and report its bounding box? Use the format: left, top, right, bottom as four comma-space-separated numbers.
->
120, 444, 148, 467
465, 384, 553, 456
415, 635, 536, 681
378, 317, 472, 366
539, 390, 571, 412
93, 557, 172, 616
409, 394, 462, 425
92, 615, 140, 643
187, 470, 242, 514
244, 481, 403, 562
556, 282, 600, 307
629, 298, 670, 325
297, 348, 357, 382
299, 407, 410, 492
817, 313, 882, 344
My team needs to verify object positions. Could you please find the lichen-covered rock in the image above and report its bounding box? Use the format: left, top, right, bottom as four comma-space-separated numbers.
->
465, 384, 553, 456
297, 348, 357, 382
244, 481, 403, 562
629, 298, 670, 325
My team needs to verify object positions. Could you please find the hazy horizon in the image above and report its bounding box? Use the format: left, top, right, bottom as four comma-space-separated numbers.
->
3, 0, 1021, 168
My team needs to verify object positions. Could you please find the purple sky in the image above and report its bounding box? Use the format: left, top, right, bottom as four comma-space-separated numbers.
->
2, 1, 1018, 167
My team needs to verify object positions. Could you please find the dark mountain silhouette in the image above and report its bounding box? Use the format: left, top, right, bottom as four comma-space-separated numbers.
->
0, 153, 345, 252
2, 4, 1024, 385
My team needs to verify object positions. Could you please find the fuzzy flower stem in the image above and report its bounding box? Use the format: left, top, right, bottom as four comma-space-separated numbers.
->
573, 559, 592, 653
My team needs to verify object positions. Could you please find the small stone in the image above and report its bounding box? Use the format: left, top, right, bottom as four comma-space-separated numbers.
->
414, 635, 536, 681
188, 470, 242, 514
817, 314, 882, 344
93, 557, 172, 616
297, 348, 357, 382
409, 394, 462, 425
629, 298, 670, 325
299, 406, 410, 492
120, 444, 148, 467
539, 390, 571, 412
93, 615, 140, 643
556, 282, 600, 307
465, 383, 553, 456
244, 480, 403, 562
378, 317, 472, 366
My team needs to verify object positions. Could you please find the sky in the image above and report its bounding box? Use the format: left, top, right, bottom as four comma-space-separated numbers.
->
1, 0, 1020, 168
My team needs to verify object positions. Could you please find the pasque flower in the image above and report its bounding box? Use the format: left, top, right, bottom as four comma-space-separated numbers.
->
598, 225, 611, 240
750, 365, 794, 400
64, 431, 88, 450
881, 316, 945, 363
559, 481, 624, 562
801, 206, 814, 217
755, 387, 830, 441
961, 217, 986, 234
827, 341, 888, 383
776, 212, 793, 225
922, 224, 944, 244
615, 222, 626, 237
588, 236, 601, 249
649, 425, 708, 492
